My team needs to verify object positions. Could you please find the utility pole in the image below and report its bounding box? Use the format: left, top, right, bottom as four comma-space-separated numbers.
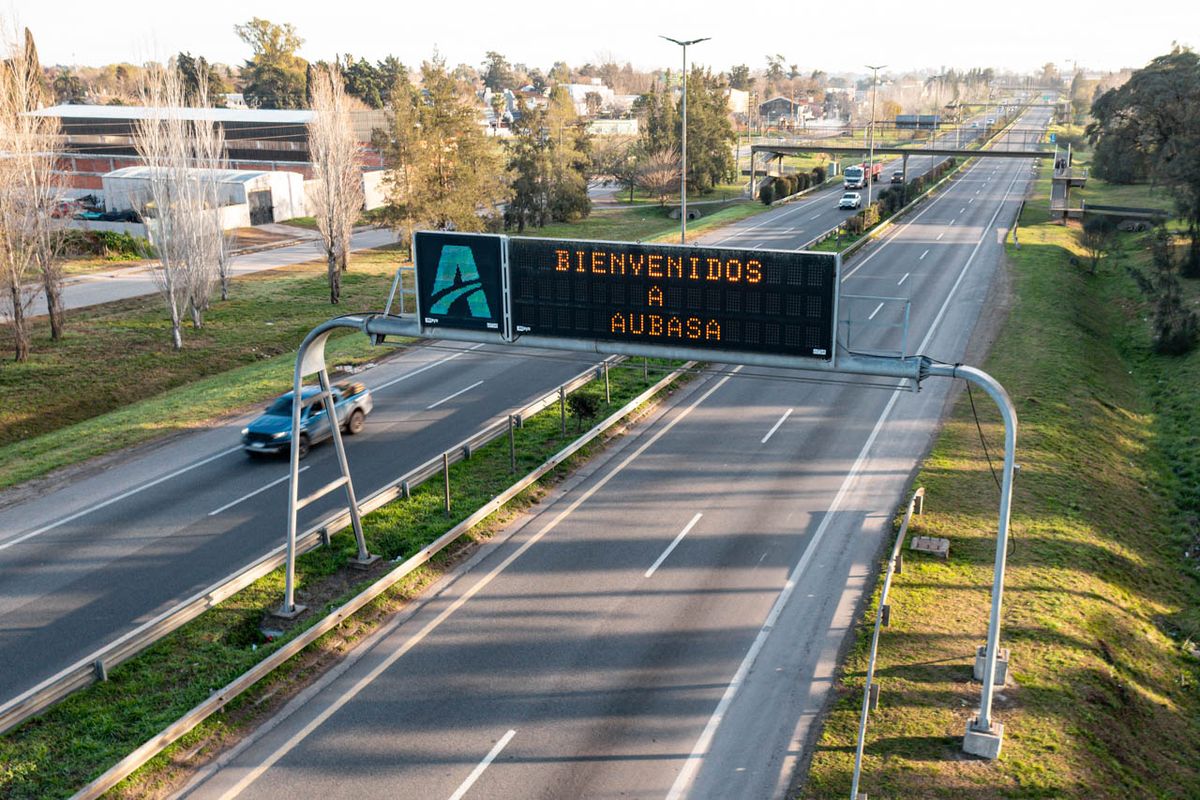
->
866, 63, 886, 207
660, 35, 710, 245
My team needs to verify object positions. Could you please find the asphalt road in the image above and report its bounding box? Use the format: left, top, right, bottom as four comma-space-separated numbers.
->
0, 341, 597, 704
29, 226, 399, 318
174, 106, 1052, 799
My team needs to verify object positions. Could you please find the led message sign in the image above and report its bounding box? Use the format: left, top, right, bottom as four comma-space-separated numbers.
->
508, 238, 837, 359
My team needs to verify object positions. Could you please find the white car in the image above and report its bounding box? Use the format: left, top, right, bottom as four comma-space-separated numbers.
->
838, 192, 862, 210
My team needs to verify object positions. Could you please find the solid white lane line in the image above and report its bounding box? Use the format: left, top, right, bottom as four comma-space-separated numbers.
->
208, 467, 310, 517
447, 730, 516, 800
936, 232, 945, 240
644, 513, 704, 578
666, 146, 1033, 800
919, 249, 930, 260
760, 408, 794, 444
373, 343, 486, 392
0, 446, 243, 551
710, 193, 827, 244
868, 302, 884, 320
897, 272, 910, 286
427, 380, 485, 410
214, 369, 741, 799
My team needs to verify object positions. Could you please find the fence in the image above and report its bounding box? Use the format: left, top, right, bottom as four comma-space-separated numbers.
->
850, 486, 925, 800
0, 355, 625, 735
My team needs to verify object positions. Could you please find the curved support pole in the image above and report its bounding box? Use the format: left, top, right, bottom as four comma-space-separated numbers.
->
279, 316, 370, 617
927, 362, 1017, 753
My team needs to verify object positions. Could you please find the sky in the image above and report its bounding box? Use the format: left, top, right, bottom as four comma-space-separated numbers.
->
10, 0, 1197, 78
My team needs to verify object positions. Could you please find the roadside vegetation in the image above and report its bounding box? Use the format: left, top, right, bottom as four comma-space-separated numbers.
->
0, 358, 679, 800
800, 141, 1200, 799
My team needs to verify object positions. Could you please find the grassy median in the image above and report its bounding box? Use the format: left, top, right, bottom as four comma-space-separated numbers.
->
800, 160, 1200, 797
0, 358, 684, 799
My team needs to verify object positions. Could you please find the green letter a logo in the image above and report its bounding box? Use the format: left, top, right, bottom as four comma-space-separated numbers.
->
429, 245, 492, 318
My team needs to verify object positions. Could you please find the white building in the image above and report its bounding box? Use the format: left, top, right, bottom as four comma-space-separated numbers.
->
588, 118, 639, 136
102, 166, 307, 229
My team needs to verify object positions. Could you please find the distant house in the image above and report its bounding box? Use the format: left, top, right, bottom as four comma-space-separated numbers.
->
588, 118, 639, 136
563, 81, 616, 116
758, 98, 816, 128
725, 88, 749, 115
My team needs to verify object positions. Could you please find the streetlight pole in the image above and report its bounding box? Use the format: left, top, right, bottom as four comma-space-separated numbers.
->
865, 64, 886, 207
661, 35, 710, 244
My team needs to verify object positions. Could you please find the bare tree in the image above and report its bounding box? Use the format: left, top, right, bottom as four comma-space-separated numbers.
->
0, 22, 63, 360
636, 147, 681, 206
307, 65, 363, 304
133, 64, 226, 348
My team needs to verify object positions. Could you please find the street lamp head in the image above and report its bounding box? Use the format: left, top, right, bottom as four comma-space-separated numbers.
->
660, 35, 711, 47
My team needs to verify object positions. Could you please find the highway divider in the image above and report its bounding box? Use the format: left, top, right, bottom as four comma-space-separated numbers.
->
0, 354, 625, 735
68, 358, 695, 800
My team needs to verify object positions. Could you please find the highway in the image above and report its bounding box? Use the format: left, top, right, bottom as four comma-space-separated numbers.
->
172, 105, 1052, 799
0, 111, 1008, 709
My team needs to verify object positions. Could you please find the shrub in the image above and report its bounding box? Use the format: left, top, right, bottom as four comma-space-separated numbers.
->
567, 391, 602, 431
812, 166, 826, 184
760, 179, 776, 205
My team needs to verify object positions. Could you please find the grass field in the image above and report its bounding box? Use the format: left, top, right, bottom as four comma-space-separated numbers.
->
0, 359, 677, 800
799, 160, 1200, 798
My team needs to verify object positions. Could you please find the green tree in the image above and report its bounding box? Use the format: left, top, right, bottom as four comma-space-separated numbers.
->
728, 64, 752, 91
1127, 229, 1198, 354
679, 67, 736, 193
235, 18, 307, 109
51, 68, 85, 103
175, 52, 227, 106
545, 86, 592, 222
1088, 48, 1200, 275
481, 51, 515, 91
376, 57, 510, 248
505, 105, 552, 231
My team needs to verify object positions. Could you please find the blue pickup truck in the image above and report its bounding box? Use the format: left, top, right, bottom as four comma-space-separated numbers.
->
241, 381, 373, 459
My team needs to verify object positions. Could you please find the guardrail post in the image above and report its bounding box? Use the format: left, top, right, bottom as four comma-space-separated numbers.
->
643, 357, 648, 381
93, 659, 107, 682
559, 385, 566, 435
869, 683, 880, 711
604, 360, 611, 403
511, 417, 520, 472
443, 452, 451, 516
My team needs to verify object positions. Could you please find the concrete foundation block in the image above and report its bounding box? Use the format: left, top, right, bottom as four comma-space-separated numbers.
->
271, 603, 307, 620
962, 717, 1004, 759
909, 535, 950, 558
348, 553, 381, 570
973, 645, 1010, 685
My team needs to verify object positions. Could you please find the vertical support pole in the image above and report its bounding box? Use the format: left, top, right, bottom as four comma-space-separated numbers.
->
603, 360, 611, 404
643, 357, 648, 381
280, 344, 307, 618
509, 414, 517, 472
318, 369, 374, 566
926, 365, 1017, 757
559, 385, 566, 435
680, 42, 688, 244
443, 451, 451, 516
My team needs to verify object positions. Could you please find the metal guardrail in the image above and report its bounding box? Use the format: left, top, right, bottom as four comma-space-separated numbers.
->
0, 355, 624, 735
69, 359, 694, 800
849, 486, 925, 800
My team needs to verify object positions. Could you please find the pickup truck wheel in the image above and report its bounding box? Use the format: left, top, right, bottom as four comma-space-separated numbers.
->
297, 434, 311, 460
345, 409, 366, 435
